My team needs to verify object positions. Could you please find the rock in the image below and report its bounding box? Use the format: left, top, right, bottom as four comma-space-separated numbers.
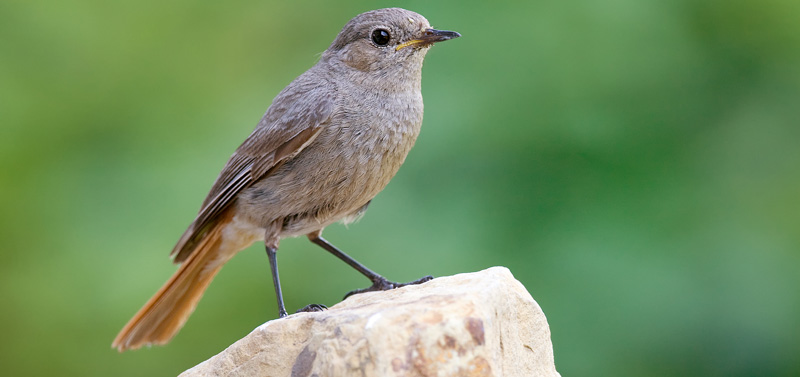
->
180, 267, 560, 377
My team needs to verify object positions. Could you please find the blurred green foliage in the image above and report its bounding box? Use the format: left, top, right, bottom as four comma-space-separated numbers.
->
2, 0, 799, 375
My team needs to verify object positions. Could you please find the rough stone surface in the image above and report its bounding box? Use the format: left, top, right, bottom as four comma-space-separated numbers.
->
180, 267, 560, 377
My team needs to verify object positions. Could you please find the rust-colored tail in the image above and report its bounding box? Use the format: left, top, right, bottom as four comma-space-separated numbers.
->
112, 210, 236, 352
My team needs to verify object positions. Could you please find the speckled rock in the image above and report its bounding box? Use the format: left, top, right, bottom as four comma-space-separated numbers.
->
180, 267, 560, 377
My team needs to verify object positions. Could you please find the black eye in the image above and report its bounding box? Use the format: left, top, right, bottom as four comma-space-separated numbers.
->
371, 29, 391, 46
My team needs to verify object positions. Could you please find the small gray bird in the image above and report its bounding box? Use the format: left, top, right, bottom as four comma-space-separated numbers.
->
113, 8, 459, 351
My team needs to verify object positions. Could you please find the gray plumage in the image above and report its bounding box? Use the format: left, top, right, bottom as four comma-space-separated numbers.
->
114, 8, 459, 351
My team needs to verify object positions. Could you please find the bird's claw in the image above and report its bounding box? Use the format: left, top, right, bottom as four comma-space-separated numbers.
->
296, 303, 328, 313
344, 275, 434, 299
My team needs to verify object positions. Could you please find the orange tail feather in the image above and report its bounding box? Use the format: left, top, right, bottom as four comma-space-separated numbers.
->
112, 210, 236, 352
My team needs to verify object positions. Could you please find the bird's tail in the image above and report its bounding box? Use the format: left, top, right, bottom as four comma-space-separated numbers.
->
112, 209, 237, 352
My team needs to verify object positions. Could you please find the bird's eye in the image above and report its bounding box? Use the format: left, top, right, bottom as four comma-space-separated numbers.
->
371, 29, 391, 46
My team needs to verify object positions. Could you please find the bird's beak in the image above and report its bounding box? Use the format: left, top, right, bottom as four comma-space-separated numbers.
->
395, 29, 461, 51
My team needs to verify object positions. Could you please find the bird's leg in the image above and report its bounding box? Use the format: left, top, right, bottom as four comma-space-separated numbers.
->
266, 229, 328, 316
307, 232, 433, 299
265, 245, 289, 318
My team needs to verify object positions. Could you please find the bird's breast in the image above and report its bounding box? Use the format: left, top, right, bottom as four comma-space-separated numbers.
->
238, 88, 424, 237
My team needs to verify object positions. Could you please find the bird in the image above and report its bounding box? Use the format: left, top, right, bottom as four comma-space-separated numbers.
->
113, 7, 460, 351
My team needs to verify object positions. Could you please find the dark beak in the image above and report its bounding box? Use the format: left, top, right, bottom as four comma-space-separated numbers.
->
396, 28, 461, 51
421, 29, 461, 44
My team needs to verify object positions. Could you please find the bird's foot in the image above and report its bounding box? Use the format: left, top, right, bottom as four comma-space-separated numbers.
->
296, 303, 328, 313
344, 275, 434, 299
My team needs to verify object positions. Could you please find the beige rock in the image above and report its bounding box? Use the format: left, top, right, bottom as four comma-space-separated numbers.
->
180, 267, 560, 377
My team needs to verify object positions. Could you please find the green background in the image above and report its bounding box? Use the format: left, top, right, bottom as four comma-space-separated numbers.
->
2, 0, 799, 375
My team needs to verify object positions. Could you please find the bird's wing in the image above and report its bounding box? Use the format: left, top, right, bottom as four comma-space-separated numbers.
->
171, 74, 335, 263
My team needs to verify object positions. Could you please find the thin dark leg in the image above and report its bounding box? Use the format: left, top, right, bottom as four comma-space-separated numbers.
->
310, 236, 383, 281
309, 235, 433, 299
265, 246, 288, 318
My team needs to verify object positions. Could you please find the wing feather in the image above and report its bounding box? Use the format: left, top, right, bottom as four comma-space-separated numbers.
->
171, 72, 334, 262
